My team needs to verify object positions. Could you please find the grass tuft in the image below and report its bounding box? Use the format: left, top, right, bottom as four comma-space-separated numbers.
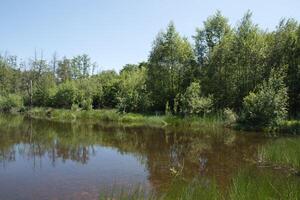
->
259, 137, 300, 170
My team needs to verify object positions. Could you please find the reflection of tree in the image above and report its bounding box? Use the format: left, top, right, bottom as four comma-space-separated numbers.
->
0, 115, 266, 191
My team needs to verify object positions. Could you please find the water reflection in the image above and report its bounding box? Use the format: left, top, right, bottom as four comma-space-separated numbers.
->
0, 114, 265, 199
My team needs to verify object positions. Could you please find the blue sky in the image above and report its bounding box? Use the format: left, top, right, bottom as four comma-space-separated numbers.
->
0, 0, 299, 71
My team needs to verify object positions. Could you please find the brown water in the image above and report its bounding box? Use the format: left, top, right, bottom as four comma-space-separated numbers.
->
0, 115, 267, 200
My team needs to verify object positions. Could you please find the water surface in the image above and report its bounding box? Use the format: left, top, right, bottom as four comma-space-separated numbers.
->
0, 115, 271, 199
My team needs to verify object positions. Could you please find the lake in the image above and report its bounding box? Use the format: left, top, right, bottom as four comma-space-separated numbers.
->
0, 114, 296, 199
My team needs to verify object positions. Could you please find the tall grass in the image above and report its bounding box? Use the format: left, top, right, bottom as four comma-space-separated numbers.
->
229, 169, 300, 200
259, 137, 300, 170
161, 178, 221, 200
99, 185, 156, 200
99, 171, 300, 200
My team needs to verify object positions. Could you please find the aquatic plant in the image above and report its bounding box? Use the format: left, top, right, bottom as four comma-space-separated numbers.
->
229, 169, 300, 200
259, 137, 300, 170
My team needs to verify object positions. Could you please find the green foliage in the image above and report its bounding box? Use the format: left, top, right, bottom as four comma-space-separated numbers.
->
175, 82, 213, 116
32, 73, 57, 107
71, 103, 79, 111
0, 57, 22, 95
92, 70, 120, 108
240, 68, 288, 129
53, 81, 78, 109
81, 98, 93, 111
0, 12, 299, 127
146, 22, 196, 112
223, 108, 237, 126
267, 19, 300, 116
194, 10, 231, 65
117, 64, 150, 113
201, 11, 268, 109
0, 94, 23, 112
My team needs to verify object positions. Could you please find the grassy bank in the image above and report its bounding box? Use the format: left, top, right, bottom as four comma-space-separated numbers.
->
25, 107, 225, 128
259, 137, 300, 171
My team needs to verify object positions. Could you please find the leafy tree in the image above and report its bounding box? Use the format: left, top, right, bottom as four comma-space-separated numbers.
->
240, 68, 288, 129
194, 11, 233, 109
200, 11, 267, 110
53, 81, 78, 108
117, 63, 150, 113
32, 73, 57, 107
0, 56, 22, 95
71, 54, 94, 79
92, 70, 120, 108
267, 19, 300, 116
73, 77, 97, 109
147, 22, 195, 112
57, 57, 72, 83
194, 10, 231, 65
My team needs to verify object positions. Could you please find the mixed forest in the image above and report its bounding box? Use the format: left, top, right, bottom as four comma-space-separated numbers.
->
1, 11, 300, 131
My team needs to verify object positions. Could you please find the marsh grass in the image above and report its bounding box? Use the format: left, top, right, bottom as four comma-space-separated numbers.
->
99, 178, 221, 200
161, 178, 221, 200
99, 171, 300, 200
228, 169, 300, 200
259, 137, 300, 170
99, 185, 156, 200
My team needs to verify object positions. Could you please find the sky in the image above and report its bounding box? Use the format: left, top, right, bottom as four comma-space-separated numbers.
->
0, 0, 299, 71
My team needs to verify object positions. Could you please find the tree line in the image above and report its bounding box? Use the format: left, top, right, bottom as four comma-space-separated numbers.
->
1, 11, 299, 129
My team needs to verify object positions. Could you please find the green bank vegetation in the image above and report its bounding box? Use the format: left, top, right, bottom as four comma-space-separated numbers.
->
26, 107, 225, 129
1, 11, 300, 132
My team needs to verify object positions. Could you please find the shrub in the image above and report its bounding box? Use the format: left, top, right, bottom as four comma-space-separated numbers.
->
240, 68, 288, 130
176, 82, 213, 116
32, 73, 57, 107
223, 108, 237, 126
53, 81, 78, 109
117, 66, 150, 113
0, 94, 23, 112
71, 103, 80, 111
81, 98, 93, 111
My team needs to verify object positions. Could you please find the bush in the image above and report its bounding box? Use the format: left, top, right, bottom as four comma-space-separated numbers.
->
223, 108, 237, 126
0, 94, 23, 112
71, 103, 80, 111
81, 98, 93, 111
53, 81, 78, 109
116, 66, 150, 113
32, 74, 57, 107
176, 82, 213, 116
240, 68, 288, 130
92, 70, 120, 109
